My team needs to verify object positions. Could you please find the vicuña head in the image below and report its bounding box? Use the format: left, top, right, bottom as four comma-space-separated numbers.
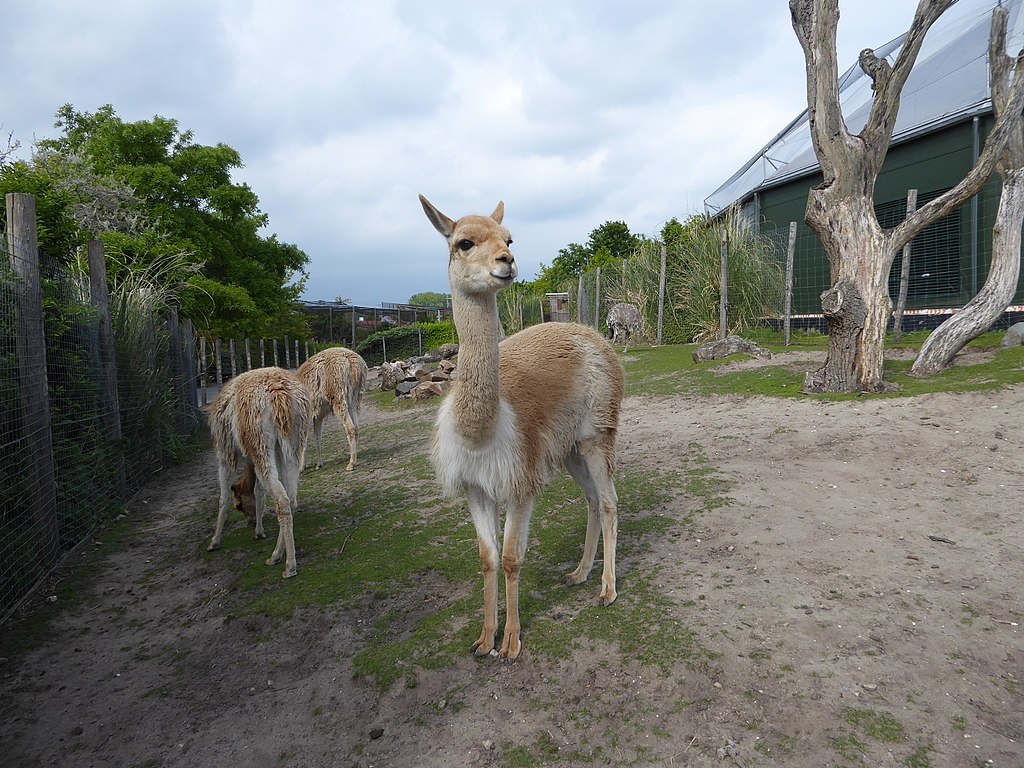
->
420, 195, 624, 661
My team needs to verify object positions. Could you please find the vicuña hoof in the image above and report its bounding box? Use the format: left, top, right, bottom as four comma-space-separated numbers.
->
283, 566, 297, 579
207, 542, 220, 552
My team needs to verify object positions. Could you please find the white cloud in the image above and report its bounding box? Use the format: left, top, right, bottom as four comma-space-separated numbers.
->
3, 0, 926, 305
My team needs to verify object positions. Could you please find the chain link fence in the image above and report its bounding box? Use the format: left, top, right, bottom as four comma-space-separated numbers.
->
1, 194, 200, 623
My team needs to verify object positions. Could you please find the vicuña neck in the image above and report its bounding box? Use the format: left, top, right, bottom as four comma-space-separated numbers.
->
450, 287, 502, 443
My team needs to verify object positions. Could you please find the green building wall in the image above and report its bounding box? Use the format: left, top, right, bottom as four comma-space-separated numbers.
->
752, 116, 1022, 316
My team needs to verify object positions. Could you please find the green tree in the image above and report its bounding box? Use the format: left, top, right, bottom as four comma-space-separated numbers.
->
37, 104, 309, 338
537, 242, 590, 291
587, 220, 641, 262
408, 291, 449, 307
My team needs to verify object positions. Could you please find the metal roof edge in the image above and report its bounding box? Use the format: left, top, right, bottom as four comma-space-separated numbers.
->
747, 100, 995, 197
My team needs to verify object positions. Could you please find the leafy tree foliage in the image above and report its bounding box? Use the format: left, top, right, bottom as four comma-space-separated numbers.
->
408, 291, 449, 307
536, 221, 643, 293
24, 104, 310, 337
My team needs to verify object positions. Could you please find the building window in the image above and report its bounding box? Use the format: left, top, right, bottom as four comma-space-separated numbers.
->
878, 188, 961, 301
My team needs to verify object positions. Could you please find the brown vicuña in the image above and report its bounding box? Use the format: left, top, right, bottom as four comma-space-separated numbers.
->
296, 346, 368, 471
420, 195, 625, 660
207, 367, 312, 578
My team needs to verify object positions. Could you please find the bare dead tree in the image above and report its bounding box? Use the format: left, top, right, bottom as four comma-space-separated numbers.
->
911, 7, 1024, 375
790, 0, 1024, 393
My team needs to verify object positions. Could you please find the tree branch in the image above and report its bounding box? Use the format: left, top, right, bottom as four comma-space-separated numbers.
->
861, 0, 956, 167
894, 10, 1024, 250
790, 0, 848, 183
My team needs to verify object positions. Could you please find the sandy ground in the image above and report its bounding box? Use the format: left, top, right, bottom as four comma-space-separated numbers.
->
1, 353, 1022, 767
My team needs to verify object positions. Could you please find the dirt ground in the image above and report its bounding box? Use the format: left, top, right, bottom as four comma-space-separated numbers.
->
1, 351, 1022, 768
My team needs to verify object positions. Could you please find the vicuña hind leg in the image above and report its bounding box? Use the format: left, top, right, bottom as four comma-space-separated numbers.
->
563, 436, 618, 606
256, 453, 298, 578
208, 464, 235, 551
466, 485, 500, 656
334, 401, 358, 471
311, 413, 326, 469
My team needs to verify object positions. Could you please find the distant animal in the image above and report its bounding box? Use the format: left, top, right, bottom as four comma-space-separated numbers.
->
207, 367, 311, 578
296, 346, 368, 470
420, 194, 624, 661
606, 303, 643, 352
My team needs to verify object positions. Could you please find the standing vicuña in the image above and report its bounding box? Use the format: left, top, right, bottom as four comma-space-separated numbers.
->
207, 367, 311, 578
607, 302, 643, 353
296, 346, 368, 471
420, 195, 625, 660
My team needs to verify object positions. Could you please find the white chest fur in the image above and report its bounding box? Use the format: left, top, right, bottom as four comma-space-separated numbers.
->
431, 397, 521, 502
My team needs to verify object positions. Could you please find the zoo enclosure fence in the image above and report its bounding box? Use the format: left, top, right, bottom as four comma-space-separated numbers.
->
1, 194, 201, 624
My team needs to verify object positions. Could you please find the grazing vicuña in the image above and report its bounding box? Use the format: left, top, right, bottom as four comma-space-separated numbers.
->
207, 367, 311, 578
296, 346, 368, 471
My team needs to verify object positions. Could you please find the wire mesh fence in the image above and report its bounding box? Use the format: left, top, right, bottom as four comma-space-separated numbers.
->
1, 194, 201, 623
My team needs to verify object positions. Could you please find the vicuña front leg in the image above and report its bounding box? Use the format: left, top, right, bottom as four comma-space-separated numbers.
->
467, 486, 499, 656
499, 498, 534, 660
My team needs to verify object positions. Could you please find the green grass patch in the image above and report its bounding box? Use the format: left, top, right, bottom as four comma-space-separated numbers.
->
204, 402, 724, 690
622, 331, 1024, 400
842, 707, 906, 742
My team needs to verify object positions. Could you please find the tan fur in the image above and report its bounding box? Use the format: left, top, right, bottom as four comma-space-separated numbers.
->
207, 367, 312, 578
421, 195, 624, 660
296, 346, 368, 470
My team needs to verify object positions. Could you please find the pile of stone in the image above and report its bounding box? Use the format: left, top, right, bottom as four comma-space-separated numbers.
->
373, 344, 459, 401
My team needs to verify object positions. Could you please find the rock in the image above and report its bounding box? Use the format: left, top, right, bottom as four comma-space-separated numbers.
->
395, 381, 418, 396
483, 740, 494, 750
438, 359, 456, 373
411, 381, 449, 401
410, 363, 434, 381
379, 362, 405, 391
436, 343, 459, 359
369, 727, 384, 740
693, 335, 772, 363
1002, 321, 1024, 348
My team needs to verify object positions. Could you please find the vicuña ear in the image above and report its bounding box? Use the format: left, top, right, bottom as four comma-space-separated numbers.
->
490, 201, 505, 225
419, 194, 455, 238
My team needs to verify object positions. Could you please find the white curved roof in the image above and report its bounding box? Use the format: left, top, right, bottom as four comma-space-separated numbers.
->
704, 0, 1024, 214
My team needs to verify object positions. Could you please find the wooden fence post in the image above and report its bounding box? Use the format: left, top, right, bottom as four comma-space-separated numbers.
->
260, 338, 265, 367
199, 336, 208, 406
6, 193, 60, 563
657, 244, 667, 345
284, 334, 291, 368
594, 266, 602, 332
214, 339, 223, 385
229, 339, 237, 379
719, 229, 729, 340
87, 239, 127, 499
245, 337, 252, 370
167, 308, 190, 433
182, 318, 199, 417
272, 338, 279, 366
892, 189, 918, 342
783, 222, 797, 347
576, 275, 585, 324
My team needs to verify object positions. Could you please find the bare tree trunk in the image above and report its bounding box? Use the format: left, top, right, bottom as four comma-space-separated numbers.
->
911, 7, 1024, 376
790, 0, 1024, 393
911, 171, 1024, 374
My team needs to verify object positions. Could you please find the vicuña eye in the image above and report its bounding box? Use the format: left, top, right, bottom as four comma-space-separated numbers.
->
458, 239, 474, 251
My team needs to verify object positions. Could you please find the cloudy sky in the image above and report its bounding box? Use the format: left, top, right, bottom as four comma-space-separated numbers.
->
4, 1, 919, 306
